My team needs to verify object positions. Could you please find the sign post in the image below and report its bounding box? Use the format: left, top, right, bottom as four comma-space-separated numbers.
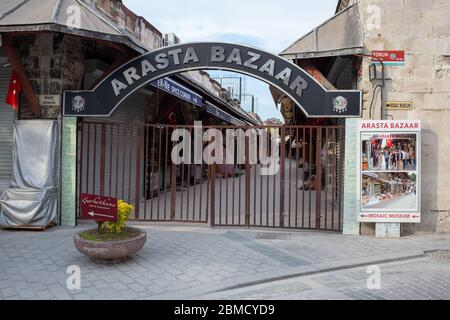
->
80, 194, 118, 228
358, 121, 421, 237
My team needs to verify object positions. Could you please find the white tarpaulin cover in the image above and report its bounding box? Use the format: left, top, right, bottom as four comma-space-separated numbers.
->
0, 120, 59, 227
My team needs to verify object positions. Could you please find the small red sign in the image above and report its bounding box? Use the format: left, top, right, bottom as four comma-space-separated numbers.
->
80, 194, 118, 222
371, 50, 405, 62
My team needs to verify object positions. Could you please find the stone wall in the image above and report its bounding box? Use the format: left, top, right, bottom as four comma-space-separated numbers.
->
356, 0, 450, 233
93, 0, 163, 50
19, 33, 85, 118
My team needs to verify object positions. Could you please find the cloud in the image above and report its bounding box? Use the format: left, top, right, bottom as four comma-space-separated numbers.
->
123, 0, 337, 120
125, 0, 336, 52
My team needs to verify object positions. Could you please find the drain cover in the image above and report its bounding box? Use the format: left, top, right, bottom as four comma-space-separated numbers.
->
256, 233, 293, 240
431, 251, 450, 261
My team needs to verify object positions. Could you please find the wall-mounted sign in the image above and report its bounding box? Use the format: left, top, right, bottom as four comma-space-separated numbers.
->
358, 120, 421, 223
38, 95, 61, 107
63, 42, 361, 118
386, 101, 413, 111
80, 194, 118, 222
150, 77, 204, 107
372, 50, 405, 67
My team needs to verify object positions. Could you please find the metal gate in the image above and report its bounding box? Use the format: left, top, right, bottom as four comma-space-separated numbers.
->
77, 123, 345, 231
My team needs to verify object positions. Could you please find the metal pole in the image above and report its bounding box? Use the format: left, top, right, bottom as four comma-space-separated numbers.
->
251, 95, 255, 113
239, 77, 242, 103
380, 61, 386, 120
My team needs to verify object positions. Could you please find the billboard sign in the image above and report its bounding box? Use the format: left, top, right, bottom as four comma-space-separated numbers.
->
358, 120, 421, 223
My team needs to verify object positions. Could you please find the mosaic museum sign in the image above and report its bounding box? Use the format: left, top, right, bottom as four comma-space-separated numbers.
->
358, 120, 421, 223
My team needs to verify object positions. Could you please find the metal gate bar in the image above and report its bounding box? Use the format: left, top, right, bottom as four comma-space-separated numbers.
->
77, 123, 345, 231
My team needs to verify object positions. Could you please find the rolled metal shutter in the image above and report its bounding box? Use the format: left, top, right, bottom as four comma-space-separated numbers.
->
335, 59, 355, 90
0, 67, 15, 194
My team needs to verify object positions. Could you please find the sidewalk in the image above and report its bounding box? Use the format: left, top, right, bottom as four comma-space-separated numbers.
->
0, 224, 449, 300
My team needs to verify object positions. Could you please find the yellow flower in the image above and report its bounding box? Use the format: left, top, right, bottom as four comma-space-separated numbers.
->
104, 200, 134, 233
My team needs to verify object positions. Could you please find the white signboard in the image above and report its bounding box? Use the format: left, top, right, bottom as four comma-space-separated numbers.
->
38, 95, 61, 107
358, 120, 421, 223
376, 223, 401, 238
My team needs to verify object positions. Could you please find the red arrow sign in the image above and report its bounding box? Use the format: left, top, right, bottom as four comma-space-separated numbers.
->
81, 194, 118, 222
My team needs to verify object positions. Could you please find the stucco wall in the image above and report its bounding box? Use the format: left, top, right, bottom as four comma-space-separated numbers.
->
356, 0, 450, 233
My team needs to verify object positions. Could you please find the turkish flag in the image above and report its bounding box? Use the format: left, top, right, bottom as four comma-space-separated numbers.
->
5, 70, 22, 111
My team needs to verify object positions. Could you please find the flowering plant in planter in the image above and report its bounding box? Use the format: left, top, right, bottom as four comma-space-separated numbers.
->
74, 200, 147, 263
80, 200, 136, 241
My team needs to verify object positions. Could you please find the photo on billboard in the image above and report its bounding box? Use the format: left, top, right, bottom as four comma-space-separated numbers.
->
358, 120, 421, 223
361, 172, 418, 211
361, 133, 417, 172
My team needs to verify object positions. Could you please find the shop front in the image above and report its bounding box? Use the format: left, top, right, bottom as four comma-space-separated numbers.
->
0, 0, 369, 234
60, 40, 361, 231
0, 0, 256, 229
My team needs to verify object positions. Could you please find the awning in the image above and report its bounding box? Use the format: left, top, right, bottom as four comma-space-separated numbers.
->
363, 173, 391, 184
150, 77, 204, 108
280, 4, 363, 60
205, 102, 245, 126
0, 0, 149, 53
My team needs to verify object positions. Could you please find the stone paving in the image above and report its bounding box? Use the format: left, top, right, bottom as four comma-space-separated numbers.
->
200, 256, 450, 300
0, 224, 450, 300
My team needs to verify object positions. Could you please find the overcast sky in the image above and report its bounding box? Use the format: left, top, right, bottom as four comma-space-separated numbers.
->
124, 0, 337, 120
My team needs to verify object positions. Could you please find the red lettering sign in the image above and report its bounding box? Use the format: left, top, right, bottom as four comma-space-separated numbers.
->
80, 194, 118, 222
360, 121, 421, 130
372, 50, 405, 62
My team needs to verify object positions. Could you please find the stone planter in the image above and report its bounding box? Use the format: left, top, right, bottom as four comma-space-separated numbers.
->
74, 228, 147, 264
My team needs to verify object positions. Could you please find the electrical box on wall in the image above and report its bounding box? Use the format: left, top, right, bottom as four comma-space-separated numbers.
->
369, 63, 391, 81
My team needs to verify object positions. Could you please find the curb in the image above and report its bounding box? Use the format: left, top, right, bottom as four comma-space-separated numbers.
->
213, 251, 427, 293
151, 249, 427, 300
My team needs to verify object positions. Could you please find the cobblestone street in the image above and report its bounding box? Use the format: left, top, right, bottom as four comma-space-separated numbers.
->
200, 256, 450, 300
1, 225, 450, 300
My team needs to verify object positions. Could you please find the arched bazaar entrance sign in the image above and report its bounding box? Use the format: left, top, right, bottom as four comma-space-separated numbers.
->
63, 42, 361, 118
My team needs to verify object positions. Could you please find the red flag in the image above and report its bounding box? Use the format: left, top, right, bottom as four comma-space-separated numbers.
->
5, 70, 22, 111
